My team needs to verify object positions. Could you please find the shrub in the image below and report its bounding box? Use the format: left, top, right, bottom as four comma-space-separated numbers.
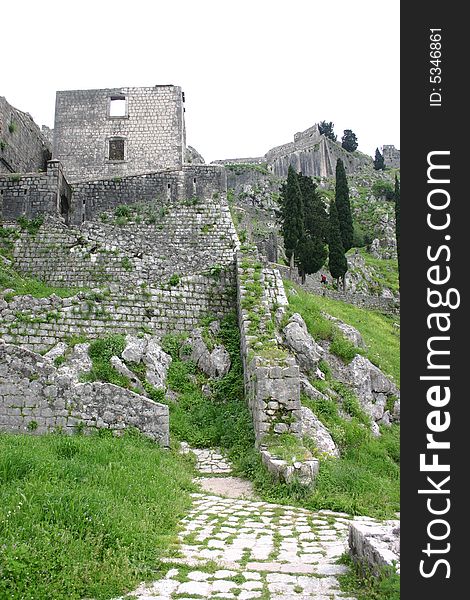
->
372, 180, 395, 201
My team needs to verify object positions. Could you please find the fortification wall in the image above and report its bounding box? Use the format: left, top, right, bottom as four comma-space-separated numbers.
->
275, 264, 400, 314
0, 341, 169, 444
0, 272, 235, 354
383, 145, 400, 169
9, 187, 236, 288
0, 161, 71, 221
71, 165, 226, 224
0, 96, 51, 175
236, 249, 301, 441
53, 86, 185, 182
266, 136, 371, 178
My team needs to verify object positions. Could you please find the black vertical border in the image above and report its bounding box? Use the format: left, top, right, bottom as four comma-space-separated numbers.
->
401, 3, 465, 598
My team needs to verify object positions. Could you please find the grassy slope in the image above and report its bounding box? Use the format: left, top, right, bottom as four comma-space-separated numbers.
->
285, 281, 400, 385
0, 432, 196, 600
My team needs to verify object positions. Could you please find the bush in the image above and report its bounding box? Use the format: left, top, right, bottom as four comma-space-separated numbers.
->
372, 180, 395, 201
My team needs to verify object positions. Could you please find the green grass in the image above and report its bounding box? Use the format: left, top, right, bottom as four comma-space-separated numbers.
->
81, 335, 130, 387
355, 249, 399, 295
0, 431, 196, 600
338, 553, 400, 600
285, 282, 400, 385
299, 389, 399, 517
0, 261, 83, 300
161, 312, 399, 518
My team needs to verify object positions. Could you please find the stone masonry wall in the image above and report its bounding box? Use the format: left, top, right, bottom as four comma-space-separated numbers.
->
71, 165, 227, 225
0, 273, 235, 354
0, 161, 71, 221
9, 191, 237, 288
0, 96, 51, 175
275, 264, 400, 314
0, 341, 169, 445
236, 248, 302, 442
53, 86, 185, 182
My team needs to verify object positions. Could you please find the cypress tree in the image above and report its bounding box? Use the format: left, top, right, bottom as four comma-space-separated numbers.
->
341, 129, 358, 152
297, 173, 328, 242
297, 235, 327, 284
394, 175, 400, 283
280, 166, 304, 262
335, 159, 353, 252
374, 148, 385, 170
328, 199, 348, 287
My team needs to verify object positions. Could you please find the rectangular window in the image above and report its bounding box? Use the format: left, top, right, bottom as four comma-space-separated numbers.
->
109, 138, 125, 161
109, 96, 127, 117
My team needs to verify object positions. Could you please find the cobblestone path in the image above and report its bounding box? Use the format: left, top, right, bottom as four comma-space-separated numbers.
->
117, 447, 373, 599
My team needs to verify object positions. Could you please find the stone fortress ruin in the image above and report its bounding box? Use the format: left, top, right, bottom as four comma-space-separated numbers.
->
0, 86, 399, 486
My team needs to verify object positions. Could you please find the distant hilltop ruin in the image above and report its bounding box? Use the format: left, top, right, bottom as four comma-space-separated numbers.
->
214, 123, 399, 178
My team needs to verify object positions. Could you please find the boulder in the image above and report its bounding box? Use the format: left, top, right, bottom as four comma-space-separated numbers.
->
57, 343, 91, 382
184, 329, 231, 379
44, 342, 68, 362
283, 314, 324, 373
122, 335, 147, 363
301, 406, 339, 458
325, 352, 400, 423
143, 338, 172, 389
324, 314, 365, 348
110, 356, 145, 393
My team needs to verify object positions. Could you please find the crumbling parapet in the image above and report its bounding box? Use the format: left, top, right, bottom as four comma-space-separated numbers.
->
236, 246, 319, 485
0, 341, 170, 445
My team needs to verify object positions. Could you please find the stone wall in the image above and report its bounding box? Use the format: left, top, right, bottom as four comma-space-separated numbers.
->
275, 264, 400, 314
382, 145, 400, 169
266, 132, 372, 179
71, 164, 227, 225
0, 341, 169, 445
53, 86, 185, 182
0, 273, 235, 354
214, 124, 372, 179
0, 161, 71, 222
0, 96, 51, 175
9, 191, 237, 288
236, 248, 301, 441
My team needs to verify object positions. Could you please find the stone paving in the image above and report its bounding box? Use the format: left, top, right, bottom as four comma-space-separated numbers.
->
181, 442, 233, 474
116, 449, 382, 599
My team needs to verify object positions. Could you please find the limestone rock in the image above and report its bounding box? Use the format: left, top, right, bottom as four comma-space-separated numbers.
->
324, 314, 365, 348
44, 342, 68, 361
121, 335, 171, 390
301, 406, 339, 458
143, 338, 172, 389
110, 356, 145, 393
122, 335, 147, 363
184, 329, 231, 379
327, 353, 399, 423
300, 375, 329, 402
349, 520, 400, 575
283, 314, 324, 373
57, 343, 91, 382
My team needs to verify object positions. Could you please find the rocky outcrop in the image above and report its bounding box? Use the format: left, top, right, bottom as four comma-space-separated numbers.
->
326, 352, 400, 425
282, 314, 324, 374
122, 335, 172, 389
183, 327, 231, 379
185, 145, 205, 165
301, 406, 339, 458
323, 315, 365, 348
349, 520, 400, 575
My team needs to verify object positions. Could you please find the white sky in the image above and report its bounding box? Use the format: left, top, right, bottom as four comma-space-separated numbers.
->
2, 0, 399, 163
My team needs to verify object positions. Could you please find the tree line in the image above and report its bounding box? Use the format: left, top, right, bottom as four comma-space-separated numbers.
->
279, 160, 400, 289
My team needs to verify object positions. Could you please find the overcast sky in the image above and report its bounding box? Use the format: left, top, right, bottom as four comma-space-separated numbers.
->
2, 0, 399, 163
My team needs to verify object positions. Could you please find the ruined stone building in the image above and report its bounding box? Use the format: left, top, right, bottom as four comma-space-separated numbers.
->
0, 85, 225, 225
53, 86, 186, 182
